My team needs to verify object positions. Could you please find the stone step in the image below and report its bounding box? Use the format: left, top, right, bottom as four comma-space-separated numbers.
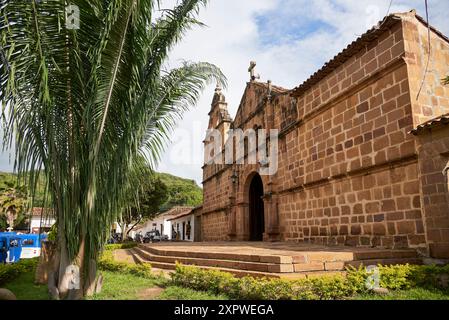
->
133, 247, 294, 273
285, 249, 418, 264
130, 248, 344, 279
342, 258, 423, 269
131, 248, 284, 278
351, 250, 418, 260
137, 244, 418, 265
131, 247, 421, 275
137, 244, 293, 264
293, 257, 422, 272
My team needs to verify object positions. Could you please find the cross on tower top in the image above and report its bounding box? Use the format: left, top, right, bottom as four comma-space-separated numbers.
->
248, 61, 260, 82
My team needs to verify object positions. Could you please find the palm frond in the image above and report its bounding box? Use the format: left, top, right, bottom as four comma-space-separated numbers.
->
0, 0, 226, 295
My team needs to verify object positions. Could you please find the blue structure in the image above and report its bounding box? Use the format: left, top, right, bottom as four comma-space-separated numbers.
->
0, 232, 47, 263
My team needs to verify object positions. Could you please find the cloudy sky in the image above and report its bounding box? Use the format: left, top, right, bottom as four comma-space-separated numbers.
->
1, 0, 448, 186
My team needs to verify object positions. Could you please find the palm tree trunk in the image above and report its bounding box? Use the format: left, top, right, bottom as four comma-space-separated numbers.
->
56, 222, 71, 298
56, 231, 100, 299
121, 224, 129, 243
84, 258, 98, 296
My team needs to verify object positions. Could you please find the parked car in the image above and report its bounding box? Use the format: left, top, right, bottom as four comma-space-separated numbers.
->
107, 232, 122, 244
134, 231, 144, 243
143, 230, 161, 243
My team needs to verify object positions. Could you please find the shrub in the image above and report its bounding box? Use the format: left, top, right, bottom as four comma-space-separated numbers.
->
307, 274, 356, 300
377, 264, 413, 290
345, 265, 370, 294
408, 264, 449, 289
171, 263, 449, 300
103, 242, 137, 251
0, 258, 38, 286
98, 247, 152, 278
171, 264, 314, 300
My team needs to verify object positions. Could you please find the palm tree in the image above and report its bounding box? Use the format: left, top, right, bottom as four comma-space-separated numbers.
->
0, 0, 226, 299
0, 183, 29, 230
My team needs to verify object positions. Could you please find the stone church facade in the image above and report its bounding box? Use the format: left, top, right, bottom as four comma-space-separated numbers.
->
199, 11, 449, 259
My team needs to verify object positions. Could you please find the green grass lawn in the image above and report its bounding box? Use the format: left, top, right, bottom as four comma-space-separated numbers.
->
3, 269, 49, 300
3, 260, 449, 301
3, 265, 226, 300
157, 286, 228, 300
353, 288, 449, 300
89, 271, 163, 300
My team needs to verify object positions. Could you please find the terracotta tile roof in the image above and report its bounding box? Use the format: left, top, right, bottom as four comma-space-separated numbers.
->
410, 113, 449, 135
290, 10, 449, 98
252, 81, 289, 93
29, 207, 53, 217
157, 206, 193, 218
167, 209, 194, 221
290, 15, 401, 97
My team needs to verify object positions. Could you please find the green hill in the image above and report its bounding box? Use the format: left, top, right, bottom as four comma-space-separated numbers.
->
156, 172, 202, 211
0, 171, 203, 213
0, 171, 47, 206
0, 172, 17, 190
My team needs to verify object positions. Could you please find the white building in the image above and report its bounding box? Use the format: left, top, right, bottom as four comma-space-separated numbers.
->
112, 222, 140, 239
168, 210, 195, 241
29, 207, 56, 234
135, 206, 193, 240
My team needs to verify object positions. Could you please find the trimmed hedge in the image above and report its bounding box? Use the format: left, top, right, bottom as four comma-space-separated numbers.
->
0, 258, 38, 286
98, 245, 152, 279
103, 242, 137, 251
171, 263, 449, 300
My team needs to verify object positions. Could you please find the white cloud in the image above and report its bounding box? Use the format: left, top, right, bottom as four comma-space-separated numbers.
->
1, 1, 448, 183
157, 0, 449, 185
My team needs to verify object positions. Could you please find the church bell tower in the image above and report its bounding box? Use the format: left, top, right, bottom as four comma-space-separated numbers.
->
204, 85, 233, 165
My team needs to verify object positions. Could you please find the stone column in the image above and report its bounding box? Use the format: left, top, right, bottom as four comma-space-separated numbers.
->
235, 203, 249, 241
262, 192, 280, 242
227, 196, 237, 240
444, 160, 449, 195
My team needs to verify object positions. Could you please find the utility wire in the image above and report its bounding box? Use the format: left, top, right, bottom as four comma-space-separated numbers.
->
416, 0, 431, 100
377, 0, 394, 29
385, 0, 394, 18
355, 0, 394, 37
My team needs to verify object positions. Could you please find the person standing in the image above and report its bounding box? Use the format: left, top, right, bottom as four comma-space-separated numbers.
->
0, 240, 7, 264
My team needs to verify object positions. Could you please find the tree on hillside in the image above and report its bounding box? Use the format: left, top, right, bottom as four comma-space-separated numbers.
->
0, 0, 225, 299
158, 173, 203, 211
0, 179, 29, 230
118, 170, 168, 239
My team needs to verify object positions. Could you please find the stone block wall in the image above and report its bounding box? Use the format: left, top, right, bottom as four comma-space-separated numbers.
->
271, 17, 427, 249
278, 161, 424, 249
200, 12, 449, 257
415, 126, 449, 258
402, 13, 449, 126
200, 210, 229, 241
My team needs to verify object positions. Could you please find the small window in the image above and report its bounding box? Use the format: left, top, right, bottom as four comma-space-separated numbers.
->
9, 239, 19, 247
23, 239, 34, 246
244, 137, 248, 157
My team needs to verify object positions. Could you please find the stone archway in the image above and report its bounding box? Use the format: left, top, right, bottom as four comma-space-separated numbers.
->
248, 173, 265, 241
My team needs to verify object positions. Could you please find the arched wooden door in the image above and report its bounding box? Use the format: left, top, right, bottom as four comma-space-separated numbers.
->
249, 173, 264, 241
